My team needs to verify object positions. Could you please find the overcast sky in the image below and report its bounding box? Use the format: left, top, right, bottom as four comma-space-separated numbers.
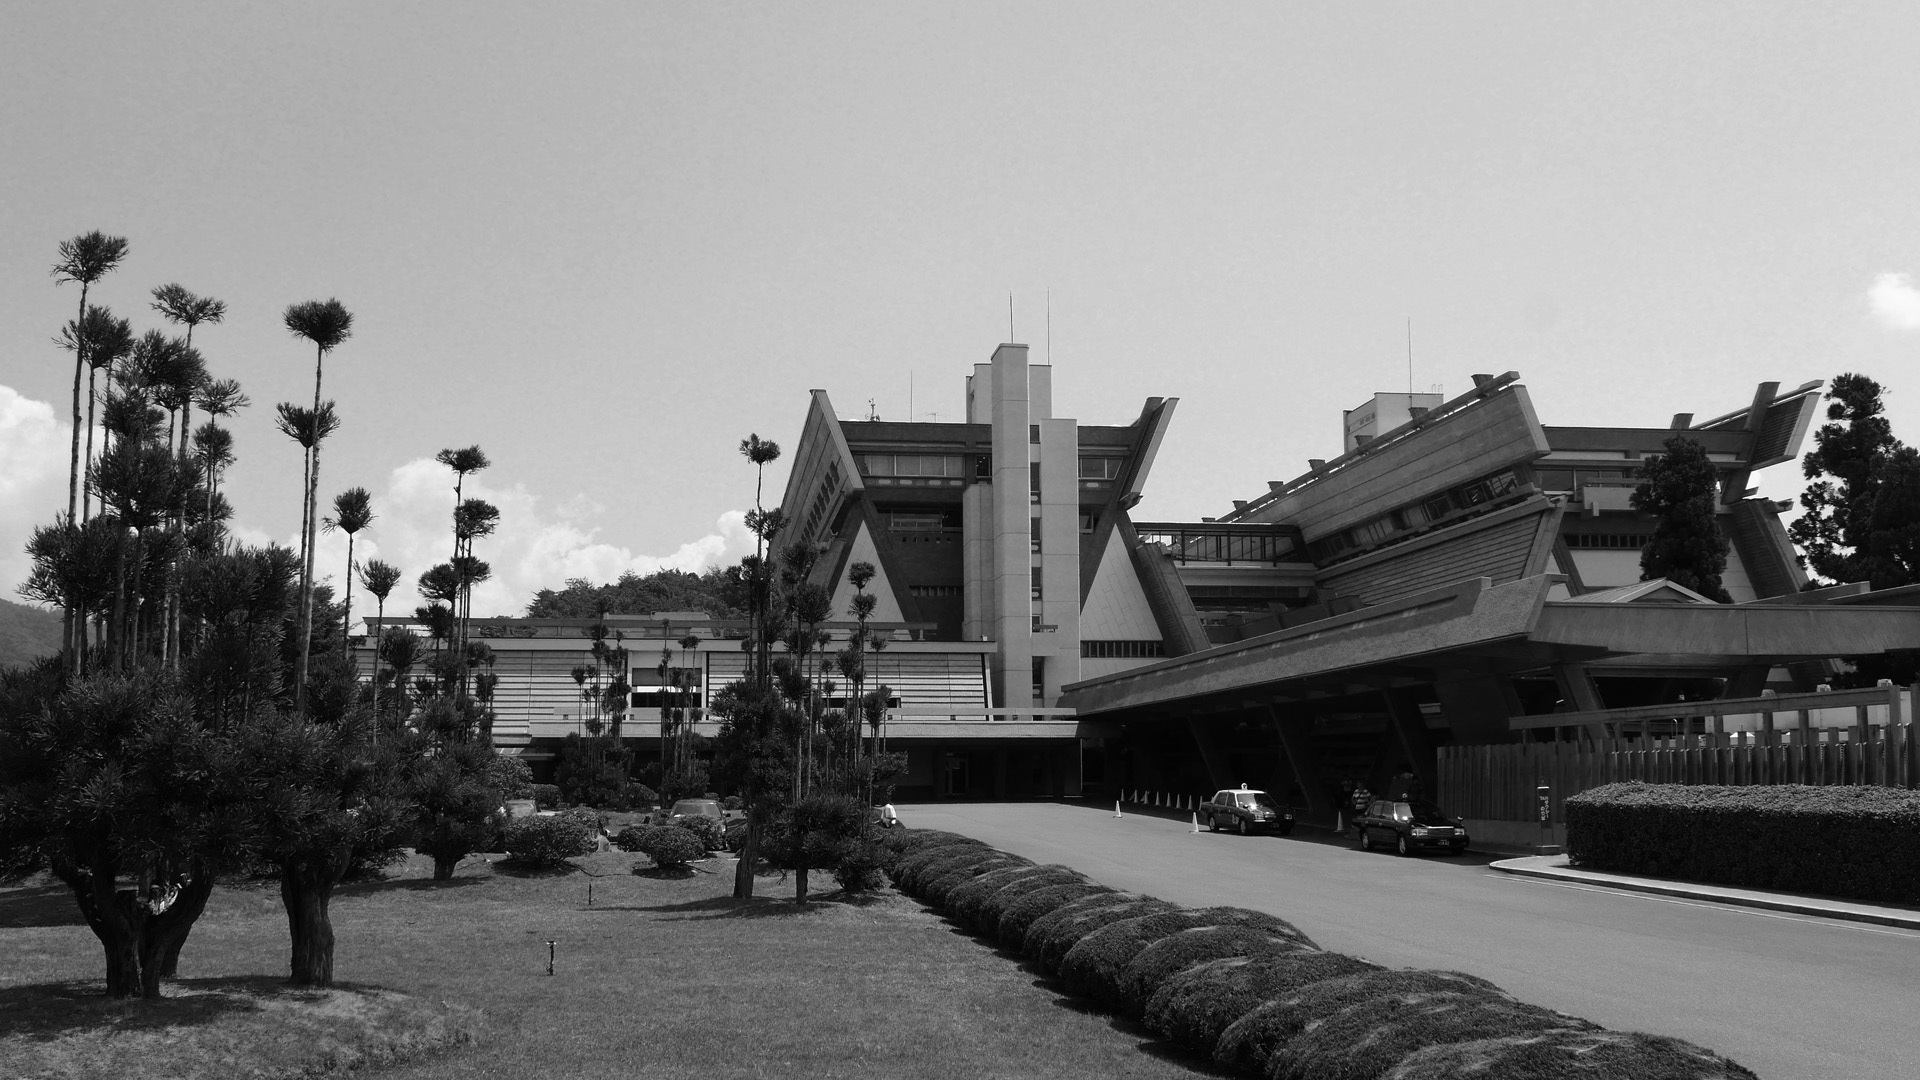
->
4, 3, 1918, 618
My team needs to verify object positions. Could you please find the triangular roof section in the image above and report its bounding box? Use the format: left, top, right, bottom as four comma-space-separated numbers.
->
1560, 578, 1719, 605
1079, 526, 1163, 641
827, 519, 907, 624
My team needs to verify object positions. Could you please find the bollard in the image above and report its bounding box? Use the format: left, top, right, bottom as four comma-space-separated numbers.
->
546, 939, 556, 976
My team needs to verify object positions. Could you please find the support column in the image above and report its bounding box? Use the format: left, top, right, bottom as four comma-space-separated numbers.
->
1265, 705, 1336, 821
1187, 715, 1235, 793
1380, 687, 1437, 798
1553, 661, 1609, 745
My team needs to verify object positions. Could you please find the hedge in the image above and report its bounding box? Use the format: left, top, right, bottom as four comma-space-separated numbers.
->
950, 865, 1089, 936
883, 829, 1758, 1080
1566, 782, 1920, 903
502, 814, 595, 869
994, 881, 1116, 946
1120, 926, 1319, 1022
1145, 952, 1381, 1056
1025, 893, 1179, 975
922, 853, 1035, 907
1382, 1028, 1761, 1080
1214, 969, 1507, 1075
1272, 991, 1595, 1080
1059, 907, 1317, 1015
631, 825, 705, 871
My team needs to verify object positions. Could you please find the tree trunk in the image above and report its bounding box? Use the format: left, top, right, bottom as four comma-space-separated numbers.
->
795, 866, 808, 905
281, 849, 348, 987
732, 817, 758, 899
154, 865, 216, 978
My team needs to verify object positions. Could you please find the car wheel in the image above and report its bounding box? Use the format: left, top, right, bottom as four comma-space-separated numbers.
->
1238, 817, 1250, 836
1396, 835, 1411, 856
1207, 814, 1219, 833
1360, 829, 1373, 852
1277, 824, 1294, 837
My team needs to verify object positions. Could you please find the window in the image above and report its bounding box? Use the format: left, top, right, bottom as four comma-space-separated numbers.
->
974, 454, 992, 479
1031, 657, 1046, 700
1080, 640, 1167, 659
887, 507, 960, 531
1030, 462, 1041, 503
1563, 533, 1652, 550
1030, 566, 1043, 602
909, 584, 962, 597
1030, 516, 1042, 553
860, 454, 964, 478
1030, 424, 1040, 443
1080, 511, 1097, 534
1078, 456, 1124, 480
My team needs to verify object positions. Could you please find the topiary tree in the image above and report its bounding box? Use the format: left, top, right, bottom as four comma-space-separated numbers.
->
503, 814, 594, 869
761, 792, 886, 904
1632, 435, 1732, 602
631, 824, 704, 871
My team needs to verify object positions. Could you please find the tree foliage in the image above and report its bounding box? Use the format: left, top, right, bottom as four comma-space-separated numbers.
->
1630, 435, 1732, 602
527, 566, 748, 619
1789, 373, 1913, 588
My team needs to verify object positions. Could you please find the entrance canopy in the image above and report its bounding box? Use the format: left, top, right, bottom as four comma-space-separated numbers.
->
1060, 574, 1920, 726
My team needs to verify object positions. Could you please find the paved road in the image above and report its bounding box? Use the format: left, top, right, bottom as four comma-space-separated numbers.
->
902, 801, 1920, 1080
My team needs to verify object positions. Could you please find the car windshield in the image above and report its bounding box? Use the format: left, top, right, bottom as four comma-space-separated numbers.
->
671, 801, 718, 816
1406, 804, 1453, 825
1234, 792, 1278, 810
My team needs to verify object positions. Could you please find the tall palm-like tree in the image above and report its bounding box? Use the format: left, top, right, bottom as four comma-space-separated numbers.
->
435, 446, 490, 559
274, 400, 342, 710
739, 434, 782, 689
322, 488, 374, 650
193, 378, 249, 548
282, 299, 353, 714
53, 233, 130, 526
141, 340, 207, 669
357, 559, 402, 717
150, 285, 226, 464
57, 306, 134, 521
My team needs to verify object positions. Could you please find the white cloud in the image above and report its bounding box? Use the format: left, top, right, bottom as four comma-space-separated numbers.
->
0, 393, 754, 622
304, 457, 756, 623
0, 386, 74, 603
1868, 272, 1920, 330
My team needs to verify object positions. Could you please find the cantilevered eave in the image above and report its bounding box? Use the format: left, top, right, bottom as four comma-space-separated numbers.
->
1532, 601, 1920, 659
1120, 396, 1177, 508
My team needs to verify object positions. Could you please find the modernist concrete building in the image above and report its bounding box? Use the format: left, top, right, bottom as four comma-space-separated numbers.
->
358, 345, 1920, 811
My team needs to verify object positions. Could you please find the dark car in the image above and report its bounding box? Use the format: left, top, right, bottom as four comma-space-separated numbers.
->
666, 798, 725, 827
1201, 787, 1295, 836
1354, 799, 1469, 855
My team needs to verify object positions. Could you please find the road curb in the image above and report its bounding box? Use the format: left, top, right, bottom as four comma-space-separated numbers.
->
1489, 856, 1920, 930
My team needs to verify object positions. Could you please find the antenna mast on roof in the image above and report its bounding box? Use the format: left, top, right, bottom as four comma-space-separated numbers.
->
909, 371, 914, 423
1009, 293, 1014, 341
1047, 289, 1052, 365
1406, 317, 1413, 395
867, 398, 879, 422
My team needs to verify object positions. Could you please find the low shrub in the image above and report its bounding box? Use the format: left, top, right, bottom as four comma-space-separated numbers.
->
949, 865, 1088, 936
530, 783, 561, 810
892, 845, 1009, 897
922, 853, 1034, 906
1567, 781, 1920, 903
673, 814, 725, 852
722, 795, 744, 811
622, 781, 659, 809
882, 832, 988, 877
831, 840, 888, 892
1214, 969, 1505, 1076
1059, 907, 1318, 1015
994, 882, 1115, 947
1118, 925, 1319, 1021
633, 824, 706, 871
1383, 1027, 1761, 1080
1145, 951, 1382, 1056
1024, 893, 1178, 976
1273, 991, 1595, 1080
487, 754, 535, 799
503, 814, 595, 869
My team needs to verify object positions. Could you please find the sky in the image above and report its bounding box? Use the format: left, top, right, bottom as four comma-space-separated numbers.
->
4, 3, 1918, 619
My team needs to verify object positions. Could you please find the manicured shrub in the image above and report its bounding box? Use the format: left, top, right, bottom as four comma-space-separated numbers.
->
882, 830, 986, 872
610, 825, 650, 852
995, 882, 1115, 947
1024, 893, 1178, 976
1117, 924, 1319, 1021
1145, 952, 1382, 1056
830, 840, 888, 892
673, 814, 725, 852
633, 824, 706, 871
1213, 969, 1506, 1076
948, 865, 1088, 935
922, 853, 1034, 906
893, 845, 1011, 897
503, 814, 594, 869
1382, 1027, 1760, 1080
884, 835, 990, 884
530, 783, 561, 810
1566, 781, 1920, 903
1272, 990, 1595, 1080
1060, 907, 1318, 1015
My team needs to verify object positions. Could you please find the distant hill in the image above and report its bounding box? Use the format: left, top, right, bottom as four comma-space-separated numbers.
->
0, 597, 62, 671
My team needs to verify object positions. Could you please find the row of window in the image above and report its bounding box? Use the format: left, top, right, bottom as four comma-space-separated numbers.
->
1080, 640, 1167, 659
856, 452, 1126, 483
888, 509, 961, 531
908, 585, 962, 597
1563, 532, 1654, 549
1305, 469, 1524, 563
1534, 467, 1632, 492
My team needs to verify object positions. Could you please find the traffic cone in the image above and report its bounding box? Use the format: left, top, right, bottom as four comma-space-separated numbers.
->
1114, 800, 1123, 819
1190, 813, 1200, 833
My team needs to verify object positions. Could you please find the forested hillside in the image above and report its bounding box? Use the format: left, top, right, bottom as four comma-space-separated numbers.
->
0, 597, 62, 671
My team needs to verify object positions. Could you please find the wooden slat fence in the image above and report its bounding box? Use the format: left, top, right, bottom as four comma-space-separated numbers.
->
1439, 683, 1917, 823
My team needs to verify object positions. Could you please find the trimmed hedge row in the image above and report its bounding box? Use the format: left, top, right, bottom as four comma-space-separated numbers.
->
1566, 782, 1920, 903
879, 827, 1759, 1080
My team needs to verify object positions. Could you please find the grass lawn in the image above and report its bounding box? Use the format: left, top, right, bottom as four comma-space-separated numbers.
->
1, 851, 1215, 1079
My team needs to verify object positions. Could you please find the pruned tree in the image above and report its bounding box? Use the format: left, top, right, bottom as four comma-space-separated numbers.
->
1631, 435, 1732, 603
323, 487, 374, 649
282, 299, 354, 714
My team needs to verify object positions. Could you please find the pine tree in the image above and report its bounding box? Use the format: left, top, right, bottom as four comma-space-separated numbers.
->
1631, 435, 1732, 603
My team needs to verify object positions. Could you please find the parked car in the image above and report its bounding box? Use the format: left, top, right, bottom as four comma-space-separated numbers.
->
1354, 799, 1469, 855
666, 798, 725, 828
1201, 786, 1295, 836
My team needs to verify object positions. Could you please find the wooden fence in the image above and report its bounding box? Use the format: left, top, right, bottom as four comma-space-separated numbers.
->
1437, 683, 1917, 824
